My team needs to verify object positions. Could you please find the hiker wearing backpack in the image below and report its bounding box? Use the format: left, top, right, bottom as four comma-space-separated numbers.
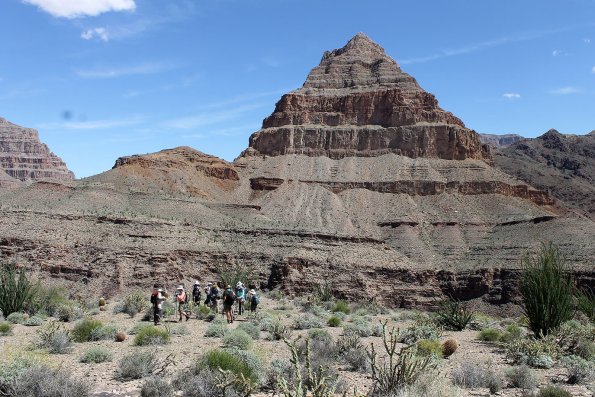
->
150, 285, 166, 325
222, 285, 236, 323
175, 285, 190, 322
210, 283, 221, 313
248, 289, 259, 313
192, 280, 201, 304
235, 281, 246, 315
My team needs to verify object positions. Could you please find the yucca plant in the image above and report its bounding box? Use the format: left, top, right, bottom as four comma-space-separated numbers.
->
575, 287, 594, 322
520, 243, 574, 338
0, 262, 36, 316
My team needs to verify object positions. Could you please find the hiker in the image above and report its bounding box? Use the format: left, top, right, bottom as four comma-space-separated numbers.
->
150, 285, 166, 325
248, 289, 259, 313
175, 285, 190, 322
222, 284, 236, 323
204, 282, 213, 306
192, 280, 201, 304
235, 281, 246, 315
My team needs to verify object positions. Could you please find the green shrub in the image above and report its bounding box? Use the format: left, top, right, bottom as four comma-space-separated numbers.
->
118, 351, 158, 380
506, 365, 538, 389
478, 328, 504, 342
0, 263, 35, 317
12, 365, 90, 397
561, 355, 594, 385
506, 336, 560, 368
0, 321, 13, 336
398, 320, 442, 345
0, 355, 41, 394
265, 318, 293, 341
435, 299, 474, 331
520, 243, 574, 338
196, 304, 212, 320
312, 280, 333, 302
293, 314, 324, 330
141, 377, 173, 397
342, 345, 369, 373
344, 317, 380, 337
416, 339, 443, 358
80, 347, 113, 364
575, 287, 594, 321
90, 325, 117, 341
538, 385, 572, 397
554, 320, 595, 356
30, 286, 69, 317
331, 300, 350, 314
236, 322, 260, 339
205, 318, 227, 338
198, 349, 258, 385
37, 321, 72, 354
24, 316, 43, 326
452, 363, 501, 391
128, 322, 153, 335
71, 318, 103, 342
118, 291, 150, 318
327, 316, 341, 327
133, 326, 170, 346
500, 323, 524, 343
6, 312, 26, 324
178, 370, 219, 397
55, 303, 84, 322
223, 329, 253, 350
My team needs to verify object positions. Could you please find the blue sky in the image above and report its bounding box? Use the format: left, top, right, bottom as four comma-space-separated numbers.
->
1, 0, 594, 178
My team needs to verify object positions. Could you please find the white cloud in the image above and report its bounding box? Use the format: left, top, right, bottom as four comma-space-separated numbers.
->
552, 49, 561, 57
592, 66, 595, 74
584, 38, 591, 44
503, 93, 521, 99
75, 62, 171, 78
81, 27, 109, 42
549, 86, 580, 95
22, 0, 135, 18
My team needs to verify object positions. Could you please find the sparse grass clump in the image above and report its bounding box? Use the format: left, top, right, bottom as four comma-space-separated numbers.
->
538, 385, 572, 397
0, 321, 13, 336
327, 315, 342, 327
478, 328, 504, 342
398, 319, 442, 345
140, 377, 173, 397
80, 346, 113, 364
223, 329, 253, 350
416, 339, 443, 358
197, 349, 259, 390
90, 324, 117, 341
331, 300, 350, 314
506, 336, 561, 368
133, 326, 170, 346
506, 365, 538, 389
205, 317, 227, 338
118, 351, 158, 380
71, 318, 103, 342
344, 317, 381, 337
236, 322, 260, 339
452, 363, 502, 392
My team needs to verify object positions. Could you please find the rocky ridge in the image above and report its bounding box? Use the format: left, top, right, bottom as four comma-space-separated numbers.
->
480, 133, 524, 148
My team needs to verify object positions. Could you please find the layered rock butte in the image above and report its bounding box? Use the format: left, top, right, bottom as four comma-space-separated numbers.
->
0, 117, 74, 183
0, 34, 593, 309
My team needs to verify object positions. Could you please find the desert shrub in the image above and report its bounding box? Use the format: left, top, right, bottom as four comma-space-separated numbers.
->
265, 318, 293, 341
30, 285, 69, 317
478, 328, 504, 342
575, 287, 595, 321
119, 291, 150, 317
398, 319, 442, 345
128, 322, 153, 335
178, 369, 219, 397
0, 262, 36, 316
392, 373, 463, 397
435, 298, 474, 331
293, 313, 324, 330
80, 346, 113, 363
506, 365, 538, 389
0, 321, 13, 336
140, 377, 173, 397
561, 355, 594, 385
416, 339, 443, 358
24, 316, 43, 326
118, 351, 158, 380
265, 359, 293, 391
7, 311, 27, 324
55, 303, 84, 322
367, 323, 436, 396
500, 323, 524, 343
171, 324, 190, 336
197, 349, 259, 393
469, 312, 498, 331
574, 339, 595, 360
520, 243, 574, 338
327, 316, 341, 327
343, 345, 369, 372
299, 330, 338, 370
205, 317, 227, 337
337, 330, 363, 354
71, 318, 103, 342
255, 312, 275, 330
90, 324, 117, 341
452, 363, 501, 392
196, 304, 213, 320
538, 386, 572, 397
331, 300, 350, 314
216, 262, 252, 293
223, 329, 253, 350
12, 365, 90, 397
344, 317, 381, 337
236, 322, 259, 339
484, 369, 504, 393
442, 339, 459, 358
37, 321, 72, 354
506, 336, 561, 368
554, 320, 595, 356
0, 355, 42, 395
312, 280, 333, 302
134, 326, 171, 346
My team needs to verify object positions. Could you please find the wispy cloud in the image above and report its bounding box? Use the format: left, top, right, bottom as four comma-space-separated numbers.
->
75, 62, 172, 78
552, 49, 562, 57
164, 104, 264, 129
38, 116, 144, 131
81, 27, 109, 42
503, 93, 521, 99
592, 66, 595, 74
398, 26, 582, 65
584, 38, 591, 44
549, 86, 580, 95
22, 0, 136, 18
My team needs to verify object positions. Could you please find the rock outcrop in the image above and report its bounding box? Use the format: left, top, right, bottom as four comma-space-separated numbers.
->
244, 33, 491, 162
0, 117, 74, 183
480, 133, 524, 148
493, 129, 595, 219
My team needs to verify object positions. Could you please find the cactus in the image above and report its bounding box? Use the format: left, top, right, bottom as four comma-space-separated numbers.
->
98, 297, 106, 307
115, 332, 127, 342
442, 338, 459, 358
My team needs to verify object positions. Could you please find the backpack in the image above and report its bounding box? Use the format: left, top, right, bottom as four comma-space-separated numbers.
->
252, 294, 259, 305
150, 292, 157, 305
223, 290, 235, 304
177, 291, 187, 304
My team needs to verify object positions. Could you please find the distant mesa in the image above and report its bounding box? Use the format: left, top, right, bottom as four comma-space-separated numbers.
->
480, 133, 524, 149
244, 33, 491, 162
0, 117, 74, 186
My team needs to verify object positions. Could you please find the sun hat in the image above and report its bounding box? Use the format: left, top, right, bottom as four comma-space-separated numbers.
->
194, 280, 200, 285
249, 289, 256, 294
176, 285, 184, 290
157, 288, 164, 292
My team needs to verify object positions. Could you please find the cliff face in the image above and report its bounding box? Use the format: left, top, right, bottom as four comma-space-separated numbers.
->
0, 117, 74, 184
245, 33, 491, 162
493, 130, 595, 219
480, 133, 524, 149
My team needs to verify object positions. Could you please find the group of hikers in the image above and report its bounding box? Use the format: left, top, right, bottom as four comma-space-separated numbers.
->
150, 280, 260, 325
